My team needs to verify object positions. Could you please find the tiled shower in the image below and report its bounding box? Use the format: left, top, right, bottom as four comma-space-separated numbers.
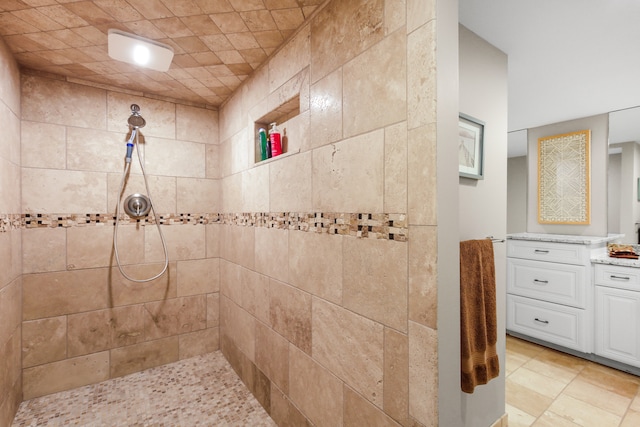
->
0, 1, 443, 426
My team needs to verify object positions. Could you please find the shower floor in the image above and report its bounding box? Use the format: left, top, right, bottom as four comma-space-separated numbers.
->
11, 351, 276, 427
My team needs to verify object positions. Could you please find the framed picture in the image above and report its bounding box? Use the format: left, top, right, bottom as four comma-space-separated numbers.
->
537, 129, 591, 224
458, 113, 485, 179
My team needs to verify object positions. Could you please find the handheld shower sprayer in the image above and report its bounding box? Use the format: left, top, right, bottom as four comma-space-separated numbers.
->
125, 104, 145, 163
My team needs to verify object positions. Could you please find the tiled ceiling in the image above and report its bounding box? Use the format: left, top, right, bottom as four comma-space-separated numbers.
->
0, 0, 326, 108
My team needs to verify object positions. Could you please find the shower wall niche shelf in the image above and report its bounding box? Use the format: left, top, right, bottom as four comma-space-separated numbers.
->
254, 94, 300, 164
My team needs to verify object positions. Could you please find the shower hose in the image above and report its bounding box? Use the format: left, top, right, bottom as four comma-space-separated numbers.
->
113, 129, 169, 282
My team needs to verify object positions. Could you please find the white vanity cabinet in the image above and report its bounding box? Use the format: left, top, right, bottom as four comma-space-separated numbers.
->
594, 264, 640, 368
507, 238, 594, 352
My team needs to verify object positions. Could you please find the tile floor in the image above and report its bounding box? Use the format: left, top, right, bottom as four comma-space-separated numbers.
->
11, 351, 276, 427
506, 334, 640, 427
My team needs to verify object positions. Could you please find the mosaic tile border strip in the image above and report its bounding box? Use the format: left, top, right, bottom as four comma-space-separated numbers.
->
0, 212, 408, 241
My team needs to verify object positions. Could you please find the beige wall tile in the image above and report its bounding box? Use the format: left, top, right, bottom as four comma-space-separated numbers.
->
176, 104, 218, 144
343, 238, 408, 331
312, 129, 384, 213
66, 127, 127, 173
22, 75, 107, 129
110, 336, 179, 378
22, 168, 107, 213
407, 21, 436, 130
23, 351, 110, 399
0, 157, 20, 214
239, 267, 270, 324
0, 279, 21, 350
385, 0, 406, 34
309, 67, 342, 149
289, 345, 343, 427
23, 269, 109, 320
267, 67, 310, 117
22, 228, 66, 274
255, 227, 289, 282
0, 232, 21, 290
0, 328, 21, 425
177, 258, 220, 296
220, 259, 242, 305
269, 279, 311, 354
107, 173, 177, 215
145, 224, 206, 262
270, 151, 312, 212
144, 295, 207, 340
219, 90, 243, 143
22, 316, 67, 368
69, 224, 143, 270
312, 298, 384, 407
221, 173, 242, 213
178, 327, 220, 359
407, 0, 435, 33
408, 226, 437, 328
206, 223, 221, 258
207, 293, 220, 328
243, 166, 270, 212
288, 230, 342, 304
343, 29, 406, 138
0, 37, 20, 115
143, 136, 206, 178
220, 295, 256, 361
407, 123, 436, 225
0, 103, 19, 166
384, 121, 408, 214
384, 328, 409, 425
270, 385, 313, 427
221, 224, 255, 269
269, 25, 310, 92
310, 0, 383, 83
408, 321, 438, 425
107, 92, 175, 138
67, 305, 146, 357
255, 321, 289, 393
21, 121, 66, 169
281, 109, 310, 155
206, 143, 221, 179
177, 177, 220, 212
344, 386, 399, 427
224, 128, 250, 176
109, 262, 177, 306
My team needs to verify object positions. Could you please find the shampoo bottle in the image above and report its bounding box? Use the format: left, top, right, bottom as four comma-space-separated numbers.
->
269, 122, 282, 157
258, 128, 270, 160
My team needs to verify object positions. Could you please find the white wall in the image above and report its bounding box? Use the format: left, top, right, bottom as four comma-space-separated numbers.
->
507, 156, 527, 234
526, 114, 609, 236
456, 24, 507, 427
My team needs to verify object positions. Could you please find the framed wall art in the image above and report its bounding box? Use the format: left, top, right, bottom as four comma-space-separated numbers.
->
458, 113, 484, 179
537, 129, 591, 224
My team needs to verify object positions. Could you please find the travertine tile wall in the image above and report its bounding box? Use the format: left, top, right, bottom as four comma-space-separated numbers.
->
19, 71, 222, 400
0, 36, 23, 427
217, 1, 439, 426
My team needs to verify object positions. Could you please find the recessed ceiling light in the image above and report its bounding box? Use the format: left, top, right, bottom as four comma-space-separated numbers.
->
107, 29, 174, 72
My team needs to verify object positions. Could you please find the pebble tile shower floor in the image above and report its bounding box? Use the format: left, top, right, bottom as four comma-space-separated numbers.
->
12, 351, 276, 427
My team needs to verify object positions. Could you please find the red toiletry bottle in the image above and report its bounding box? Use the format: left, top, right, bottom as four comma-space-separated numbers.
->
269, 122, 282, 157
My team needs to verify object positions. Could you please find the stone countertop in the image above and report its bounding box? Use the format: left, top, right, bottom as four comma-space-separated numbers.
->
591, 254, 640, 268
507, 232, 624, 245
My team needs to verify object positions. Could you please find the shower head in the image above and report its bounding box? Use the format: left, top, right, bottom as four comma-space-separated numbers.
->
128, 104, 146, 129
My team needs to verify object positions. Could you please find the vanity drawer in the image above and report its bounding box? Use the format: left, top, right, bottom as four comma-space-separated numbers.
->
508, 240, 586, 265
507, 295, 589, 353
594, 264, 640, 291
508, 258, 586, 308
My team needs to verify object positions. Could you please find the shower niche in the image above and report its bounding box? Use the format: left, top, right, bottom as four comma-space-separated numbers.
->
253, 94, 300, 164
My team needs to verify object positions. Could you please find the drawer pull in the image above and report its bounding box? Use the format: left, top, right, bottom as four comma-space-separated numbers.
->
610, 275, 630, 281
534, 249, 550, 254
533, 279, 549, 285
534, 318, 549, 325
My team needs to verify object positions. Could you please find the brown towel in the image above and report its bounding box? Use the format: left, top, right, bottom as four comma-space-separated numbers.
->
460, 239, 500, 393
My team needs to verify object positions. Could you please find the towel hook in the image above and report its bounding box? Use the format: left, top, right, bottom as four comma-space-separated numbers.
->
486, 236, 505, 243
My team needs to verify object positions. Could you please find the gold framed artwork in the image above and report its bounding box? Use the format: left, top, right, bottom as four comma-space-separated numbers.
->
537, 129, 591, 224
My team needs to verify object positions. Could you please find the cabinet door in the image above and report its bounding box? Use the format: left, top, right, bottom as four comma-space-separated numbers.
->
595, 286, 640, 368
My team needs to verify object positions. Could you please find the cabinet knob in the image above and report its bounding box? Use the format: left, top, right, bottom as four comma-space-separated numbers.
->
533, 279, 549, 285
